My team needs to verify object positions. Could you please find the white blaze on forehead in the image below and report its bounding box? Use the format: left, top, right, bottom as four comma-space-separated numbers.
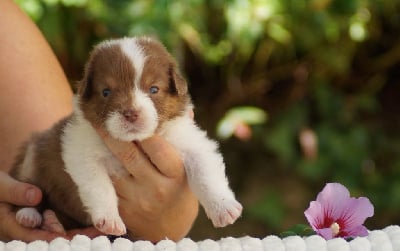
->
96, 37, 159, 141
119, 38, 146, 86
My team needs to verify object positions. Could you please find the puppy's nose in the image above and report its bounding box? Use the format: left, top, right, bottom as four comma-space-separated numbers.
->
122, 109, 139, 123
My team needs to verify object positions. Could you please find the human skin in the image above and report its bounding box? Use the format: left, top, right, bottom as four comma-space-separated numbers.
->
100, 133, 199, 242
0, 0, 198, 242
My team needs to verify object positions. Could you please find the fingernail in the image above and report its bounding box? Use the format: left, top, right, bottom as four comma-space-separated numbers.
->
26, 188, 37, 204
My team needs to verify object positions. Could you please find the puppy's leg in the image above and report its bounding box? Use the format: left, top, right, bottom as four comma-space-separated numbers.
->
16, 207, 42, 228
65, 161, 126, 236
161, 117, 242, 227
62, 116, 126, 236
183, 146, 243, 227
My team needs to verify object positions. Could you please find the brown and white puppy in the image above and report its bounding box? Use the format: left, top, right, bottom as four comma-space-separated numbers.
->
11, 37, 242, 237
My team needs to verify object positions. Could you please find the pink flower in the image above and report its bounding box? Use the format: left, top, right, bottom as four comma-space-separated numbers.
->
304, 183, 374, 240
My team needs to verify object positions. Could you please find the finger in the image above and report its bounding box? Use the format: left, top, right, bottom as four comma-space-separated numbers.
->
0, 204, 62, 242
98, 131, 159, 178
0, 171, 42, 206
41, 210, 66, 235
10, 227, 63, 242
42, 212, 101, 240
113, 169, 171, 206
95, 126, 108, 138
112, 174, 136, 200
140, 136, 185, 179
66, 227, 102, 240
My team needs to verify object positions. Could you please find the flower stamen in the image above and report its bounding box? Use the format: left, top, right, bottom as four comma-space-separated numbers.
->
330, 222, 340, 236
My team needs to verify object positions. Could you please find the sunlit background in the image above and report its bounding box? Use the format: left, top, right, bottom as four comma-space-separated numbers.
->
16, 0, 400, 240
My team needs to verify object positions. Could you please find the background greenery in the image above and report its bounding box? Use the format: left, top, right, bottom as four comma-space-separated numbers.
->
16, 0, 400, 240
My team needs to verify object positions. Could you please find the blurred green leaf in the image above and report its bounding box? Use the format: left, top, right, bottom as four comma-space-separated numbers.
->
15, 0, 44, 20
280, 224, 315, 238
264, 105, 306, 164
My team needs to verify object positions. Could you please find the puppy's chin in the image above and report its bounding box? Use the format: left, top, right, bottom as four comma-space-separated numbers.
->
108, 130, 155, 142
104, 112, 158, 142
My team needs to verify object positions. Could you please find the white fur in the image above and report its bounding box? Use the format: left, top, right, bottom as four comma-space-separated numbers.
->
16, 207, 42, 228
120, 37, 146, 86
17, 145, 43, 229
61, 97, 127, 235
159, 116, 242, 227
19, 143, 36, 181
98, 37, 146, 87
62, 37, 240, 232
104, 41, 158, 142
105, 88, 158, 142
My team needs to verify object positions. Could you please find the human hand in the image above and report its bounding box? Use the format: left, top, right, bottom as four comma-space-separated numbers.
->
99, 133, 199, 242
0, 171, 101, 242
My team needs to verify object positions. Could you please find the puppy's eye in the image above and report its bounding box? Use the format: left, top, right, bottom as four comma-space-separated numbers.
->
149, 86, 159, 94
102, 88, 112, 98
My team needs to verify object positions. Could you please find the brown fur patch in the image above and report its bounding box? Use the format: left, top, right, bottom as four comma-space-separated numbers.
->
79, 43, 136, 128
10, 37, 193, 232
11, 117, 90, 229
136, 38, 190, 125
79, 37, 191, 131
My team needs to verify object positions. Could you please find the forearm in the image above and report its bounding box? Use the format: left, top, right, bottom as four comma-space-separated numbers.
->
0, 0, 73, 172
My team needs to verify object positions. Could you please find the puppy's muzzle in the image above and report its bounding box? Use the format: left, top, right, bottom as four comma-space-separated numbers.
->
122, 109, 139, 123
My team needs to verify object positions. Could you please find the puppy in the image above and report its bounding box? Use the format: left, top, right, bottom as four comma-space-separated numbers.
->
11, 37, 242, 237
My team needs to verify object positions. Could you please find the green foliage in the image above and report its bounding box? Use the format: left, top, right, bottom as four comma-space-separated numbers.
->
280, 224, 315, 238
16, 0, 400, 238
248, 192, 286, 229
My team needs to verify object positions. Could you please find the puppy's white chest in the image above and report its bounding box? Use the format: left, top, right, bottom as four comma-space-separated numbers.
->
61, 111, 127, 178
61, 112, 127, 235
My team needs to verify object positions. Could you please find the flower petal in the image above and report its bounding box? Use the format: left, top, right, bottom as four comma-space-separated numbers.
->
304, 201, 324, 230
343, 224, 369, 238
340, 197, 374, 228
316, 183, 352, 220
316, 227, 334, 240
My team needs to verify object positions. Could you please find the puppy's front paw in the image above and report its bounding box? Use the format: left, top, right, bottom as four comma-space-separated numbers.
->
16, 207, 42, 228
93, 214, 126, 236
205, 198, 243, 228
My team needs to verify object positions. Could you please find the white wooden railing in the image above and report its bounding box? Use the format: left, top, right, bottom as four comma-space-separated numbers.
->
1, 225, 399, 250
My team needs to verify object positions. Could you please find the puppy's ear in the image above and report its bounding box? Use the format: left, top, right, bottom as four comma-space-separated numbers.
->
78, 62, 94, 100
169, 64, 188, 95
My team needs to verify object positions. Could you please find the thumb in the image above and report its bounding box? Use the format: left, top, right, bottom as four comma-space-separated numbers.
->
95, 128, 150, 177
0, 171, 42, 206
140, 135, 185, 179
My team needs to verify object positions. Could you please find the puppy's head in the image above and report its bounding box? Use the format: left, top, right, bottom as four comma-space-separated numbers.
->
78, 37, 190, 141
